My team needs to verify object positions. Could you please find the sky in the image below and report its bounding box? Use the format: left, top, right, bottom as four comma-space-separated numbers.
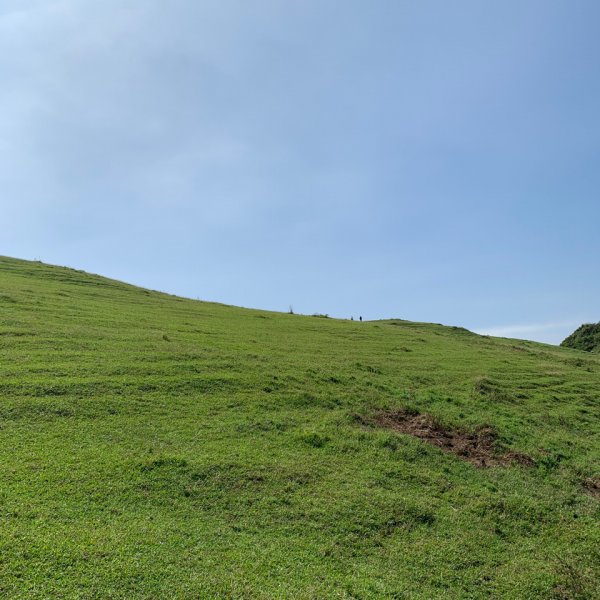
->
1, 0, 599, 344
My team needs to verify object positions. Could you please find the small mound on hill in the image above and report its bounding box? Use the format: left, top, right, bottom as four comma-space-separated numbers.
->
561, 322, 600, 352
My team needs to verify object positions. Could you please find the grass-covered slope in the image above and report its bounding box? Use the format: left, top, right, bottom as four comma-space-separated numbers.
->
0, 256, 598, 599
561, 323, 600, 353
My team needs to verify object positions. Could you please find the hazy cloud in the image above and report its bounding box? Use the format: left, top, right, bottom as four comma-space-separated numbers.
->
474, 320, 590, 345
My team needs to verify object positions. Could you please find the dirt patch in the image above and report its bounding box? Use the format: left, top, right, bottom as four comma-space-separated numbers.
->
582, 477, 600, 499
364, 410, 534, 468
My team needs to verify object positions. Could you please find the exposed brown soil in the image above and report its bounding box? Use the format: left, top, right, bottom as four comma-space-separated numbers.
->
582, 477, 600, 499
365, 409, 534, 468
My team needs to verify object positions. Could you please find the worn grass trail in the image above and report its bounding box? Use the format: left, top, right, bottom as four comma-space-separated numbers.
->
0, 256, 598, 599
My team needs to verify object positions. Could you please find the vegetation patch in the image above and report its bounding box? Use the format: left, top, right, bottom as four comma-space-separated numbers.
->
473, 376, 516, 403
561, 322, 600, 352
363, 409, 534, 468
553, 553, 600, 600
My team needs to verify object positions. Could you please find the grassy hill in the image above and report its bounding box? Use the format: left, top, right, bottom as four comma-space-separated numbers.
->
561, 323, 600, 353
0, 256, 598, 599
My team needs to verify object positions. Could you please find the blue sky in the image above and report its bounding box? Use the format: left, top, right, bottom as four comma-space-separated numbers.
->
1, 1, 599, 344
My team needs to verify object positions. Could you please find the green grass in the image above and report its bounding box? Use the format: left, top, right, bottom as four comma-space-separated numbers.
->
0, 256, 598, 599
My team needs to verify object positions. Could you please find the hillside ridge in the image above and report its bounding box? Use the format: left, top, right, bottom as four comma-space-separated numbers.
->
0, 255, 598, 599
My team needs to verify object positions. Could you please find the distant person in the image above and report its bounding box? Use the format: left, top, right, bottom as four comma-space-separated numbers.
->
350, 316, 354, 321
359, 316, 362, 322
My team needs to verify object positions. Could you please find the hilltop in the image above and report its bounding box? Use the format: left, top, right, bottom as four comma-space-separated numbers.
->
561, 322, 600, 353
0, 256, 598, 599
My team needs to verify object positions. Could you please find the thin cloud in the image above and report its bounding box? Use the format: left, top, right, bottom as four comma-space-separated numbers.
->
473, 320, 591, 344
